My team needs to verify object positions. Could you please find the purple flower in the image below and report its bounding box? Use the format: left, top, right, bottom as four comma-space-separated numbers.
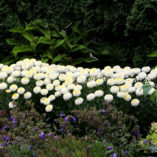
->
10, 116, 15, 121
3, 125, 9, 130
104, 121, 109, 126
137, 130, 140, 137
24, 113, 27, 117
143, 139, 148, 144
60, 128, 64, 132
0, 143, 2, 148
3, 135, 9, 142
113, 152, 117, 157
72, 116, 76, 122
125, 150, 128, 155
102, 110, 106, 114
65, 116, 69, 123
107, 146, 112, 150
34, 127, 38, 131
59, 113, 65, 117
48, 132, 53, 137
40, 132, 45, 140
53, 136, 57, 140
32, 152, 35, 157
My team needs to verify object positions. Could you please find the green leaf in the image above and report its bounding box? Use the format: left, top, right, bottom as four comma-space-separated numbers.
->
41, 50, 53, 59
5, 39, 21, 46
9, 27, 25, 33
37, 37, 51, 45
11, 45, 33, 57
53, 54, 67, 63
100, 49, 110, 55
41, 57, 49, 63
147, 51, 157, 57
22, 32, 34, 43
53, 39, 65, 49
143, 82, 152, 96
71, 45, 87, 53
151, 90, 157, 101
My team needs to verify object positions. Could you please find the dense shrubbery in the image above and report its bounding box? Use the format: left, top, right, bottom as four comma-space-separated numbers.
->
1, 0, 157, 67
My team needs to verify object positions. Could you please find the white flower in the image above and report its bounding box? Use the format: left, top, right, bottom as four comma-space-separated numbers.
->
149, 81, 155, 87
17, 87, 25, 94
117, 92, 125, 98
63, 92, 72, 101
87, 93, 95, 101
131, 99, 140, 107
36, 80, 44, 86
10, 84, 18, 92
45, 104, 53, 112
87, 80, 96, 88
77, 75, 86, 83
142, 66, 150, 73
73, 89, 81, 97
33, 86, 41, 94
75, 97, 84, 105
110, 86, 119, 93
67, 84, 75, 90
95, 90, 104, 97
148, 73, 156, 80
46, 84, 54, 91
21, 77, 30, 85
148, 88, 155, 95
53, 80, 60, 86
48, 95, 55, 101
11, 71, 20, 77
115, 78, 124, 85
96, 79, 103, 86
7, 76, 15, 83
9, 102, 16, 109
104, 94, 113, 102
24, 92, 32, 99
0, 83, 8, 90
134, 82, 143, 89
61, 87, 69, 94
44, 78, 51, 85
120, 85, 128, 92
12, 93, 19, 100
74, 85, 82, 90
124, 93, 131, 101
41, 89, 48, 95
107, 79, 115, 86
137, 72, 147, 80
128, 87, 135, 93
135, 88, 143, 96
0, 72, 7, 79
55, 91, 61, 97
59, 74, 66, 81
41, 97, 50, 105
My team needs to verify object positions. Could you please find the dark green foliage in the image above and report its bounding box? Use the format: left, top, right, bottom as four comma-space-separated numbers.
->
1, 0, 157, 67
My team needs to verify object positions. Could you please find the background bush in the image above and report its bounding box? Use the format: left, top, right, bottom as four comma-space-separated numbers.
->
1, 0, 157, 67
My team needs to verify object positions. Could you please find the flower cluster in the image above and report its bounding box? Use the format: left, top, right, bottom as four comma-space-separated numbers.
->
0, 58, 156, 112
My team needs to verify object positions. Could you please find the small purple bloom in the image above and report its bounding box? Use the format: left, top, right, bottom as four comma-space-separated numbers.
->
104, 122, 109, 126
102, 110, 106, 114
0, 143, 2, 148
34, 127, 38, 131
24, 113, 27, 117
72, 116, 76, 122
3, 135, 9, 142
60, 128, 64, 132
53, 136, 57, 140
10, 116, 15, 121
65, 116, 69, 123
48, 132, 53, 137
32, 152, 35, 157
143, 139, 148, 144
59, 113, 65, 117
40, 132, 45, 140
113, 152, 117, 157
3, 125, 9, 130
125, 150, 128, 155
107, 146, 112, 150
137, 131, 140, 137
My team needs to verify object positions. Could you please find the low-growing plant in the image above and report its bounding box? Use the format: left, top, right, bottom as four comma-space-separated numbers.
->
53, 103, 143, 156
0, 101, 51, 150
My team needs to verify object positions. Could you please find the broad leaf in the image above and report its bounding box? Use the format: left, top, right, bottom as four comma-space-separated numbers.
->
37, 37, 51, 45
22, 32, 34, 43
11, 45, 33, 57
147, 50, 157, 57
143, 82, 152, 96
41, 50, 53, 59
6, 39, 22, 46
100, 49, 110, 55
53, 39, 65, 49
53, 54, 67, 63
9, 27, 24, 33
71, 45, 87, 53
151, 90, 157, 101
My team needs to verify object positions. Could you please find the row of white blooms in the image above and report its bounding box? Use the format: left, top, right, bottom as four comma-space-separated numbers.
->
0, 58, 156, 112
